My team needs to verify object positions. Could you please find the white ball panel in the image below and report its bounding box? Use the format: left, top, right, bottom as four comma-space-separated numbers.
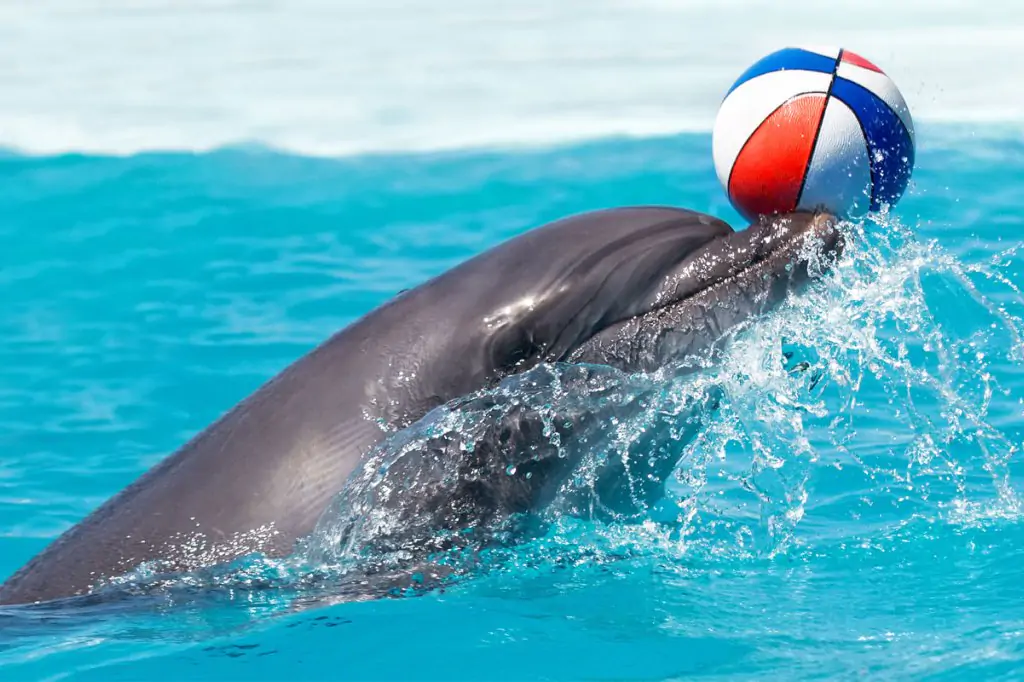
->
796, 96, 873, 217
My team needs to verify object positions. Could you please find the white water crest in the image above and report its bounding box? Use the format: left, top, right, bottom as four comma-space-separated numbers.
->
3, 0, 1022, 157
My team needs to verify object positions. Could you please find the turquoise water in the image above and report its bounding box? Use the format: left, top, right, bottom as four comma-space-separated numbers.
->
2, 127, 1024, 680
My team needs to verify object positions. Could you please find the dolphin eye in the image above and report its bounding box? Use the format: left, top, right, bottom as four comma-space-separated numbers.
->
492, 325, 544, 370
507, 337, 542, 367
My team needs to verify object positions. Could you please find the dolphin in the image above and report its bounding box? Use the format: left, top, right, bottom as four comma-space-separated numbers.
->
0, 206, 841, 606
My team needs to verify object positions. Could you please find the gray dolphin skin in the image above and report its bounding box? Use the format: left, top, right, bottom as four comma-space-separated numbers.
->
0, 206, 841, 606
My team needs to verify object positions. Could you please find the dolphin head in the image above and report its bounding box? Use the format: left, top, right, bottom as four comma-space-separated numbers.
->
566, 208, 843, 373
436, 206, 842, 379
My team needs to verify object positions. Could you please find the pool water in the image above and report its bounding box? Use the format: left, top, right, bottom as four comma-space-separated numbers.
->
2, 126, 1024, 679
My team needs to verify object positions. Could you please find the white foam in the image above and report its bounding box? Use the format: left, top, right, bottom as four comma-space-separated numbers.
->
1, 0, 1022, 157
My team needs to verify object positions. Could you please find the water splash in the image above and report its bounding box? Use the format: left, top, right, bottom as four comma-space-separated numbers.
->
299, 211, 1024, 586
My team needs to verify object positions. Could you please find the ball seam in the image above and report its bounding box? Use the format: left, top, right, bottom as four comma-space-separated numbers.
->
794, 49, 844, 211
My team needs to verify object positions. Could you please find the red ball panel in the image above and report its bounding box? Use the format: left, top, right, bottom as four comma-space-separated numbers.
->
727, 93, 828, 220
841, 50, 884, 74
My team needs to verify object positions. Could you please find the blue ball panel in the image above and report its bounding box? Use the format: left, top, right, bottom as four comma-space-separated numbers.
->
831, 77, 915, 211
725, 48, 838, 97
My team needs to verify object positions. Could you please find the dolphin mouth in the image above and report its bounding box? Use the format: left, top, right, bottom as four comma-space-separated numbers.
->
567, 210, 843, 372
642, 210, 841, 318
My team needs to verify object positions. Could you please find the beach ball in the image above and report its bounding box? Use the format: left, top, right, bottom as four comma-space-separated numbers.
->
712, 46, 915, 221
